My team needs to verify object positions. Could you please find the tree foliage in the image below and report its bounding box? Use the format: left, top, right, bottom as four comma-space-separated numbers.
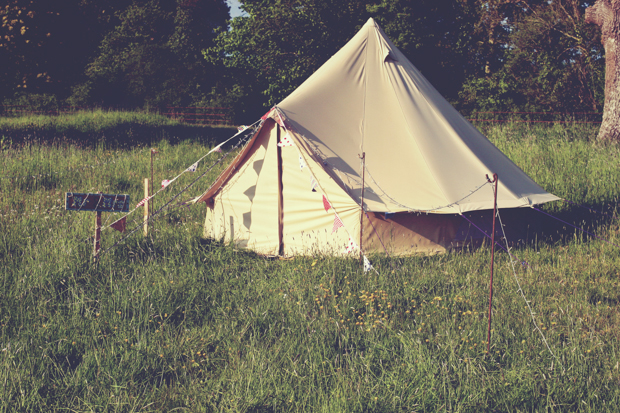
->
460, 0, 604, 114
0, 0, 608, 119
83, 0, 229, 107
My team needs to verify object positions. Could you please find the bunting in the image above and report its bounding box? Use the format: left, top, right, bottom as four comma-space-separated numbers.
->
310, 176, 318, 192
110, 216, 126, 233
186, 162, 198, 172
261, 108, 274, 120
363, 255, 373, 272
136, 196, 153, 208
161, 179, 171, 188
322, 195, 332, 212
277, 132, 294, 147
332, 214, 344, 233
345, 237, 358, 254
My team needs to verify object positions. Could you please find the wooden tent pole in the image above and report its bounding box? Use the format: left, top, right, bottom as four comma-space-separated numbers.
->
486, 173, 498, 353
277, 126, 284, 256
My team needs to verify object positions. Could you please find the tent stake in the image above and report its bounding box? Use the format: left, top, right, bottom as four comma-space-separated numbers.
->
486, 173, 498, 353
359, 152, 366, 266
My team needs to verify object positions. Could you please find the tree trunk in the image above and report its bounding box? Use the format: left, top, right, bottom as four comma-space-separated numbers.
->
586, 0, 620, 141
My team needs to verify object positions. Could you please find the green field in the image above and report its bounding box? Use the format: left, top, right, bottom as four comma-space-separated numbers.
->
1, 113, 620, 412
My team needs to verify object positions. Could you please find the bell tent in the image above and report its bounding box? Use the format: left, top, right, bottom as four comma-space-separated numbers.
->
196, 18, 558, 256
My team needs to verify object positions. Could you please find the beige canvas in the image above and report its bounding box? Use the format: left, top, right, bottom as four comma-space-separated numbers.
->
204, 121, 280, 254
278, 18, 559, 214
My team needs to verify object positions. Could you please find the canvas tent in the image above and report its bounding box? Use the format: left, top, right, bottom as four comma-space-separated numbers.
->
196, 18, 558, 256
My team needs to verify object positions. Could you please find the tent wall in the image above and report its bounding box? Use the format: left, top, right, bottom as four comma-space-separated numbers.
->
204, 121, 280, 254
280, 127, 360, 256
362, 212, 462, 255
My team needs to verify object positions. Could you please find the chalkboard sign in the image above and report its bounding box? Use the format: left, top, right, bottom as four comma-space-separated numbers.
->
65, 193, 130, 213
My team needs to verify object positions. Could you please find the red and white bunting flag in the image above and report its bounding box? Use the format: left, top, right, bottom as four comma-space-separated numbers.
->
310, 176, 318, 192
161, 179, 171, 188
136, 196, 153, 208
322, 195, 332, 212
277, 132, 294, 147
332, 214, 344, 234
110, 216, 126, 233
363, 255, 373, 272
345, 237, 358, 254
261, 108, 274, 120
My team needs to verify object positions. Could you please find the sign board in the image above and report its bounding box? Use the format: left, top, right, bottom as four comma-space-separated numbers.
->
65, 193, 130, 213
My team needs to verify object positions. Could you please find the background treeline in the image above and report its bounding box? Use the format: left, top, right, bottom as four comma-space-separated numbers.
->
0, 0, 605, 123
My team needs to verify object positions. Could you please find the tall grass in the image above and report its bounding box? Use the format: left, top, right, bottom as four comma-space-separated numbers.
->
0, 120, 619, 411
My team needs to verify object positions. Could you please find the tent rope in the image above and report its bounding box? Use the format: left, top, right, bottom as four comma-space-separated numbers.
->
364, 165, 492, 213
91, 128, 256, 257
496, 208, 563, 372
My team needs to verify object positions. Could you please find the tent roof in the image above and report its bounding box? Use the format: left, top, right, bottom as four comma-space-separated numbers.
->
277, 18, 558, 214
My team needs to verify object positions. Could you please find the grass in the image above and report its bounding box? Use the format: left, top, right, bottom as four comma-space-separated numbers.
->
1, 118, 620, 411
0, 109, 236, 149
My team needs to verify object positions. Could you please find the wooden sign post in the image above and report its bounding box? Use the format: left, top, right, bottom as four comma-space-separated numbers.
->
65, 192, 130, 261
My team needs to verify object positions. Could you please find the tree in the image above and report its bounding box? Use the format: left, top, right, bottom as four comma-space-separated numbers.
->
0, 1, 120, 103
460, 0, 604, 115
81, 0, 229, 107
586, 0, 620, 141
208, 0, 488, 121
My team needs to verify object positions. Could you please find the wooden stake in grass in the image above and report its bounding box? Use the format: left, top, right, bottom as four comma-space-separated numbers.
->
144, 178, 150, 236
94, 209, 101, 262
486, 173, 498, 353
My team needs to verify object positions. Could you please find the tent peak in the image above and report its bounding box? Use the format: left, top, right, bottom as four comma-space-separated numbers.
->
364, 17, 377, 27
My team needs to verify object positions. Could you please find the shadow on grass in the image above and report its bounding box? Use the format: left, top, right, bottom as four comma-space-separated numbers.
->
2, 123, 238, 149
458, 201, 619, 251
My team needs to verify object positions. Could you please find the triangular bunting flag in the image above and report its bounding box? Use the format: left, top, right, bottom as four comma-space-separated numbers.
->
322, 195, 332, 212
161, 179, 171, 188
237, 125, 247, 133
310, 176, 318, 192
136, 196, 153, 208
345, 237, 358, 254
332, 214, 344, 234
261, 108, 274, 120
186, 162, 198, 172
110, 216, 126, 233
363, 255, 373, 272
277, 132, 294, 147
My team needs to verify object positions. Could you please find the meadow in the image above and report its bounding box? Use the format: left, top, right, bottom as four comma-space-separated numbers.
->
1, 113, 620, 412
